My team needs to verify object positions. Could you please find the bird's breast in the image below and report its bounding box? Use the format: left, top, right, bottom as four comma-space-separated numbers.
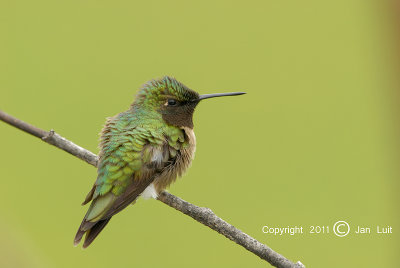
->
152, 127, 196, 193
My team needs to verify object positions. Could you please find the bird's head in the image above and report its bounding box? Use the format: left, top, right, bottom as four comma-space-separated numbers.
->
132, 76, 245, 128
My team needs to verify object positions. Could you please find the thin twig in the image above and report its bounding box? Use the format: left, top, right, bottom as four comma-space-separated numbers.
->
0, 111, 98, 166
0, 109, 305, 268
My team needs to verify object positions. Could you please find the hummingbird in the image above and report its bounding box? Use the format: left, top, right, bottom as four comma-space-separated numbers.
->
74, 76, 245, 248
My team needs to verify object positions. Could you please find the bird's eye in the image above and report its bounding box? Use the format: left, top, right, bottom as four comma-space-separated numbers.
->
167, 99, 178, 106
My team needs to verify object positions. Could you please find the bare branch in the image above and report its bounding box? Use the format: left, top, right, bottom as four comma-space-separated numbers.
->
158, 192, 305, 268
0, 111, 98, 166
0, 109, 305, 268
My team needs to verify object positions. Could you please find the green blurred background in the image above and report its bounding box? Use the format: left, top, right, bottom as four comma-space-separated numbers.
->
1, 0, 399, 267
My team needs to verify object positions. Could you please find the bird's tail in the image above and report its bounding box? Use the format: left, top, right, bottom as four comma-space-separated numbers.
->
74, 217, 111, 248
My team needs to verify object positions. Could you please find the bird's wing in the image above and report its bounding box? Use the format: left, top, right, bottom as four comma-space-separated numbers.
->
75, 115, 186, 247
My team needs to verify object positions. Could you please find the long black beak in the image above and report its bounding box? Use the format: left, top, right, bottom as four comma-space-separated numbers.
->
198, 92, 246, 100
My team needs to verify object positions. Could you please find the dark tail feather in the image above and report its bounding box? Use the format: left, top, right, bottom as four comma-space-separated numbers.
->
74, 218, 111, 248
83, 218, 111, 248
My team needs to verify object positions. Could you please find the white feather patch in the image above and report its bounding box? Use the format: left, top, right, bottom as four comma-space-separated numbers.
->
141, 183, 158, 199
151, 149, 164, 165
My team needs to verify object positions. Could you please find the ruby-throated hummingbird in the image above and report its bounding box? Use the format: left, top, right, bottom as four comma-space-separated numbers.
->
74, 76, 245, 248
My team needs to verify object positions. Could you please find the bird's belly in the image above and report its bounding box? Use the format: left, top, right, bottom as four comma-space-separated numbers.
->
141, 183, 158, 199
